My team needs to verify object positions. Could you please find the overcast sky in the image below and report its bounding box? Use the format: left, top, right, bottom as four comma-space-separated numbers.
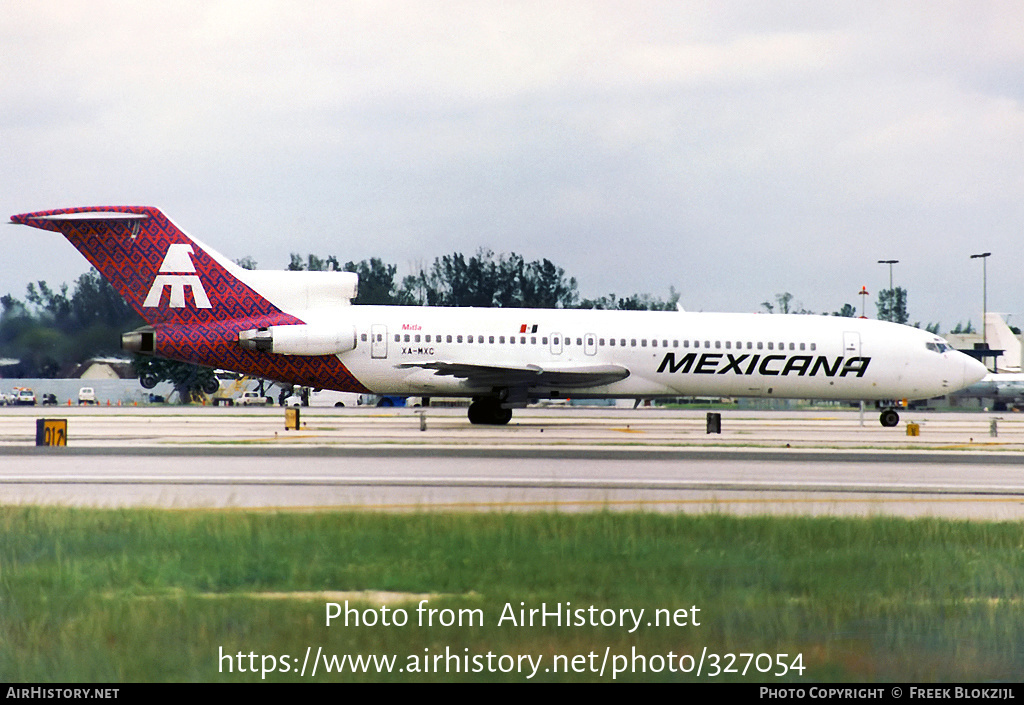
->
4, 1, 1023, 330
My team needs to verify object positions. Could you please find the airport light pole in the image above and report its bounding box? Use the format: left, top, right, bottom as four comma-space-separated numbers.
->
877, 260, 899, 322
971, 252, 991, 349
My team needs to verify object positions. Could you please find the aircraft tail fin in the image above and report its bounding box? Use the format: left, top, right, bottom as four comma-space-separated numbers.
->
10, 206, 371, 394
985, 313, 1022, 373
10, 206, 285, 327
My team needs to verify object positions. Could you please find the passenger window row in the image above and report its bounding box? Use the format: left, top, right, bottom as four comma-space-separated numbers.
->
356, 332, 817, 352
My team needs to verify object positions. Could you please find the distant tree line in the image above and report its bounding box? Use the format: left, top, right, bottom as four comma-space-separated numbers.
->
283, 249, 688, 311
285, 250, 581, 308
0, 271, 141, 377
760, 287, 942, 333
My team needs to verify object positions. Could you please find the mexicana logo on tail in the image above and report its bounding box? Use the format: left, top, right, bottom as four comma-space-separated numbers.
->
143, 244, 211, 309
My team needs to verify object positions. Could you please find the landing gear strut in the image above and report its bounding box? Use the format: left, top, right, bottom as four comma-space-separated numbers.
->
468, 397, 513, 425
879, 408, 900, 428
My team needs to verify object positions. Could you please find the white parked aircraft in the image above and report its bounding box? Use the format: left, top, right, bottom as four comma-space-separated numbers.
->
11, 207, 987, 426
951, 373, 1024, 410
949, 313, 1024, 409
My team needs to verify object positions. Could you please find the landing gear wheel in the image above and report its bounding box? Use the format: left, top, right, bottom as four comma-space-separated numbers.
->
468, 398, 513, 425
879, 408, 900, 428
202, 377, 220, 395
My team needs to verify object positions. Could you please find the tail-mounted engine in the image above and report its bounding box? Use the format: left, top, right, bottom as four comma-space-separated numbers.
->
122, 326, 156, 355
238, 324, 357, 356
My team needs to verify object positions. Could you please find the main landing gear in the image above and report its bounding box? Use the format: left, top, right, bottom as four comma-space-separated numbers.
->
879, 408, 900, 428
468, 397, 513, 425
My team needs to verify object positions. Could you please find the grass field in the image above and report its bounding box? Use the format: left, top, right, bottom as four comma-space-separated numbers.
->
1, 507, 1022, 682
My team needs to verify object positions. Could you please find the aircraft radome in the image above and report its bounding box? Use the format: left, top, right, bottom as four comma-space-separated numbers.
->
11, 207, 987, 426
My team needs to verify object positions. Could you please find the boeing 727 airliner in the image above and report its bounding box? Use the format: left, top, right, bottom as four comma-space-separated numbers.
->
10, 207, 987, 426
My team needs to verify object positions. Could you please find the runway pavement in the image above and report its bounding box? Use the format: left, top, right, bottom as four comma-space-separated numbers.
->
2, 406, 1024, 518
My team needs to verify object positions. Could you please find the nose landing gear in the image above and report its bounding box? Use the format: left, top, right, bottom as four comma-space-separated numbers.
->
879, 408, 900, 427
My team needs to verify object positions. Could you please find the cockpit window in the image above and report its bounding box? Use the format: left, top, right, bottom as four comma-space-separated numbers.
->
926, 341, 953, 353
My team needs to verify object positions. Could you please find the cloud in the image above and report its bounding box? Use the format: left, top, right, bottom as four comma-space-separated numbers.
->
3, 1, 1024, 328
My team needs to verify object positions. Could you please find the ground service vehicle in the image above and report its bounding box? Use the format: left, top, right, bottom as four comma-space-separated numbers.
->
238, 391, 272, 406
15, 389, 37, 406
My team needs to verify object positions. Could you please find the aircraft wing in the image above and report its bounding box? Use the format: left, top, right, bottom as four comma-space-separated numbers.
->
394, 361, 630, 388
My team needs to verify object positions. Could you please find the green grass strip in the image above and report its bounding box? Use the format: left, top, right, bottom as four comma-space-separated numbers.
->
1, 507, 1022, 682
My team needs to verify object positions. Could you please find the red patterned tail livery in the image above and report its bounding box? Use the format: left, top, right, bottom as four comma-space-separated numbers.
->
9, 206, 282, 325
10, 207, 370, 394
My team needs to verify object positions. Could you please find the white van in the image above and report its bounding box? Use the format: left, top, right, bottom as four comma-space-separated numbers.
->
284, 389, 363, 407
238, 391, 272, 406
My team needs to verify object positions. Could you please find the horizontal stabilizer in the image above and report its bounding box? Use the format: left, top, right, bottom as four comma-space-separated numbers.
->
22, 212, 150, 221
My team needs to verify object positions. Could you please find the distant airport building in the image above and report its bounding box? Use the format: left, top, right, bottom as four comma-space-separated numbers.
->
62, 357, 137, 380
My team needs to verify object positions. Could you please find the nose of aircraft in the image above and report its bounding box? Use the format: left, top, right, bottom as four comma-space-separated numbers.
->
960, 353, 988, 388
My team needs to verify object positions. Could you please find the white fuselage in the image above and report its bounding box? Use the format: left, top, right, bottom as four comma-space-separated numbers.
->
296, 306, 985, 402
